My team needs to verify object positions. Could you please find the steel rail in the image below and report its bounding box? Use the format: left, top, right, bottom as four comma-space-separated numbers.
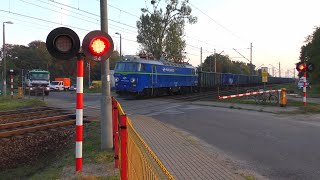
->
0, 106, 51, 116
0, 114, 74, 130
0, 109, 69, 120
0, 119, 75, 138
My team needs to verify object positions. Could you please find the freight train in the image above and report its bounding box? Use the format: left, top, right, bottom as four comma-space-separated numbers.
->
114, 55, 294, 96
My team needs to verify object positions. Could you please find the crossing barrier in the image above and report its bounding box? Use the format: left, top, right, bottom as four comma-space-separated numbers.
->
218, 89, 282, 100
112, 97, 174, 180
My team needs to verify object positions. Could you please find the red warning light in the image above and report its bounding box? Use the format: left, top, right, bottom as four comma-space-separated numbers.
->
89, 37, 110, 56
296, 63, 306, 72
82, 30, 114, 60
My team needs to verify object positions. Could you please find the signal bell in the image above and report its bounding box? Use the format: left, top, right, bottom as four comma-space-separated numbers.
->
82, 30, 114, 60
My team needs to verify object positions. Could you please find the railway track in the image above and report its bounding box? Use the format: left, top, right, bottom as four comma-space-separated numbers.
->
0, 107, 77, 138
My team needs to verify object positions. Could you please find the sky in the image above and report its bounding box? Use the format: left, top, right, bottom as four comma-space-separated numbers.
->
0, 0, 319, 77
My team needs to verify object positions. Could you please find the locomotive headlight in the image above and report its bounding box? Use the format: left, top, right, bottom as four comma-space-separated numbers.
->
130, 78, 136, 83
115, 77, 119, 82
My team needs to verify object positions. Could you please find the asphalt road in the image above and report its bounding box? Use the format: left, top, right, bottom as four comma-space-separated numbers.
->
46, 92, 320, 180
148, 105, 320, 180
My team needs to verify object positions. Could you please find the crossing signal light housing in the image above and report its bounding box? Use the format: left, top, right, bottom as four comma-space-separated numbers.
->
307, 63, 314, 72
296, 62, 306, 72
46, 27, 80, 60
82, 30, 114, 60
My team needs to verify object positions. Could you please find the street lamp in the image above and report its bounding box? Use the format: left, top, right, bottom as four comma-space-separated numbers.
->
115, 32, 122, 58
2, 21, 13, 96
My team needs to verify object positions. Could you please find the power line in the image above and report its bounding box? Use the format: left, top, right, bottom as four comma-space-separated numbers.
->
107, 3, 140, 19
0, 10, 138, 45
19, 0, 99, 25
28, 0, 243, 52
0, 9, 91, 31
19, 0, 137, 35
36, 0, 99, 21
189, 2, 242, 40
47, 0, 137, 29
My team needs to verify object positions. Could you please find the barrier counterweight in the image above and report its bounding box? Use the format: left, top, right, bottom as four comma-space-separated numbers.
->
76, 56, 84, 172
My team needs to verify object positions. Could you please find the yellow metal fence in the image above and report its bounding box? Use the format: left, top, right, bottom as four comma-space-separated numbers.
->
113, 97, 174, 180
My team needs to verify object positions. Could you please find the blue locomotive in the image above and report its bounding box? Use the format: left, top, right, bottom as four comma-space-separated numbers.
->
114, 55, 198, 96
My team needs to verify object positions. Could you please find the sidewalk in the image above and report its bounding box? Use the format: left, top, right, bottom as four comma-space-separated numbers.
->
130, 115, 243, 180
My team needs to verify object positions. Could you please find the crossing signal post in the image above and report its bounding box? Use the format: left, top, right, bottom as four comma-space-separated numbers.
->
296, 62, 313, 109
46, 27, 85, 172
46, 27, 114, 172
9, 69, 14, 99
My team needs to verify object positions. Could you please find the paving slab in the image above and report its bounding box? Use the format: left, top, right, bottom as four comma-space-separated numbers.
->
130, 115, 243, 180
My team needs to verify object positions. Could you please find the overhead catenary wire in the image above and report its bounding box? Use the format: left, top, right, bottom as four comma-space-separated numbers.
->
44, 0, 238, 51
46, 0, 137, 29
189, 2, 242, 40
2, 0, 251, 64
19, 0, 99, 25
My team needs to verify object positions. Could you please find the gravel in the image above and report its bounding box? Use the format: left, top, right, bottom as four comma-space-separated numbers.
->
0, 126, 75, 171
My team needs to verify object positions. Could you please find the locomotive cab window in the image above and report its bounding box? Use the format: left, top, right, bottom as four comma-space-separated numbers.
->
115, 62, 138, 72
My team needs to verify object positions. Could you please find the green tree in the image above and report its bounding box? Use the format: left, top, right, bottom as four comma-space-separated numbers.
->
137, 0, 197, 62
202, 54, 253, 75
298, 26, 320, 82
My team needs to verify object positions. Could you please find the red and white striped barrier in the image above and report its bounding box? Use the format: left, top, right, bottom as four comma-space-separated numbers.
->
76, 56, 84, 172
218, 89, 282, 100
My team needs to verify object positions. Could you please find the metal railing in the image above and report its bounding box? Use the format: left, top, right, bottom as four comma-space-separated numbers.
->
112, 97, 174, 180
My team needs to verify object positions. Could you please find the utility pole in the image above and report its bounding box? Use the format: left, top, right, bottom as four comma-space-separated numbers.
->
100, 0, 113, 149
279, 62, 281, 77
250, 42, 252, 75
200, 47, 202, 71
272, 67, 275, 77
214, 49, 217, 73
3, 22, 13, 96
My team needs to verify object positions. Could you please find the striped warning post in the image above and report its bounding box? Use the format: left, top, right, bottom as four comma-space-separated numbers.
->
303, 71, 307, 107
10, 74, 13, 99
76, 56, 84, 172
219, 89, 282, 100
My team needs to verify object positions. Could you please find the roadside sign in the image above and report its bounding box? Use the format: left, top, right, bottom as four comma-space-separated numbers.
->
261, 67, 268, 82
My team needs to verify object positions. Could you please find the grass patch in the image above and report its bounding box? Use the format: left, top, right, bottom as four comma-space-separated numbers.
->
1, 121, 118, 179
31, 121, 117, 179
0, 97, 45, 111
